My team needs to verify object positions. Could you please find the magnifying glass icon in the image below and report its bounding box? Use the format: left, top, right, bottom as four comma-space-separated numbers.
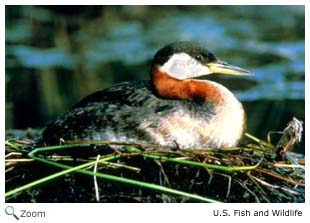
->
5, 206, 19, 220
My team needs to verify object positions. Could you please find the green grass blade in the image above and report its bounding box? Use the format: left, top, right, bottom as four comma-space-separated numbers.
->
6, 144, 221, 203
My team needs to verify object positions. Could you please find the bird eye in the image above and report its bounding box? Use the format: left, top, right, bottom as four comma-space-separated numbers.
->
195, 55, 203, 61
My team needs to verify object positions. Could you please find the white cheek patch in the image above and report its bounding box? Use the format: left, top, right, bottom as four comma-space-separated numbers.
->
160, 53, 212, 80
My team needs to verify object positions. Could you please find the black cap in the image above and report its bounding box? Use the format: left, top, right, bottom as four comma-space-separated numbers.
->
152, 41, 218, 66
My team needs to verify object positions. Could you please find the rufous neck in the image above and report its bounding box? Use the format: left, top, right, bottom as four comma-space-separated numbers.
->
151, 67, 225, 103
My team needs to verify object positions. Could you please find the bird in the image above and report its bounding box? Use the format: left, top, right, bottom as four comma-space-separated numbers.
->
42, 41, 251, 149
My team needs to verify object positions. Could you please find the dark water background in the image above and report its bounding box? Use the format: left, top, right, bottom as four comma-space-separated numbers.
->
5, 6, 305, 152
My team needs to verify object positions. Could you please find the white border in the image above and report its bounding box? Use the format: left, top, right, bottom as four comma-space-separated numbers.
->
1, 1, 308, 223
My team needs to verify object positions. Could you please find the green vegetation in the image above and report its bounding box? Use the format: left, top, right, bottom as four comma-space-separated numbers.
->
5, 131, 304, 203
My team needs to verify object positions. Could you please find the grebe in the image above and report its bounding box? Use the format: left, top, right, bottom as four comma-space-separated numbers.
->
43, 41, 251, 149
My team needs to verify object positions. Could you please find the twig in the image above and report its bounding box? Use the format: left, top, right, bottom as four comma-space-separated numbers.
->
250, 174, 279, 189
247, 171, 270, 202
256, 168, 305, 187
5, 141, 22, 150
236, 179, 260, 202
5, 159, 33, 162
245, 132, 274, 149
249, 174, 301, 196
5, 152, 23, 158
215, 172, 232, 198
93, 155, 100, 202
64, 140, 173, 150
99, 161, 141, 172
272, 163, 304, 169
154, 160, 171, 187
280, 187, 301, 196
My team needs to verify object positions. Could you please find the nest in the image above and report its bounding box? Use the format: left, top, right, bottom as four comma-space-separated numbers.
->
5, 118, 304, 203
